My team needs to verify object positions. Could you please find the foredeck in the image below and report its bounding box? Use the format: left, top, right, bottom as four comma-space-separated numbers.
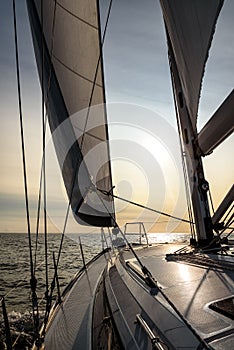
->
41, 243, 234, 349
120, 244, 234, 349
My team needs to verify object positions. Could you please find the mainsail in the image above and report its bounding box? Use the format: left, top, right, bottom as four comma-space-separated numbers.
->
27, 0, 115, 226
160, 0, 225, 242
160, 0, 224, 130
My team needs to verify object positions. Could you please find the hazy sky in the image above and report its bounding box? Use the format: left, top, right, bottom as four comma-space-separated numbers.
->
0, 0, 233, 234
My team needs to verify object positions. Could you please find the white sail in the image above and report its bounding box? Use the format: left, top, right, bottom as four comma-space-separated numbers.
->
160, 0, 225, 241
27, 0, 115, 226
160, 0, 224, 130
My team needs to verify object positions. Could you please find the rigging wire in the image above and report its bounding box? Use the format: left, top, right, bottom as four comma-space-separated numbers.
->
26, 0, 57, 340
40, 0, 49, 307
34, 0, 56, 271
169, 54, 196, 238
12, 0, 39, 340
95, 189, 157, 288
98, 189, 194, 224
34, 166, 42, 274
37, 0, 59, 335
33, 141, 48, 272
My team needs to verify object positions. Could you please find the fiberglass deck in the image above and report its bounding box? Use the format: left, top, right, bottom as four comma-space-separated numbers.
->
121, 244, 234, 348
44, 252, 109, 350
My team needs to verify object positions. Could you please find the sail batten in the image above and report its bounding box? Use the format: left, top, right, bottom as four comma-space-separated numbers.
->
27, 0, 115, 226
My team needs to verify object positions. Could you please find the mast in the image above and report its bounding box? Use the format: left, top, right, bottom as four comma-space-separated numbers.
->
160, 0, 224, 245
169, 51, 213, 245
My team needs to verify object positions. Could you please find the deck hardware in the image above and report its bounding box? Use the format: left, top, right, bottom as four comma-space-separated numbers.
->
136, 314, 165, 350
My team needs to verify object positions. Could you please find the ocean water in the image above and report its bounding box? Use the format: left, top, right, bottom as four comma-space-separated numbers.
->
0, 232, 104, 349
0, 231, 189, 349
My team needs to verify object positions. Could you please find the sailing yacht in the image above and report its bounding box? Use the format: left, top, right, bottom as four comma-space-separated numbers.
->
4, 0, 234, 349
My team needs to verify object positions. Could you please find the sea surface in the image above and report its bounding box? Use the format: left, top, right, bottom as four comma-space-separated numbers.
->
0, 231, 189, 349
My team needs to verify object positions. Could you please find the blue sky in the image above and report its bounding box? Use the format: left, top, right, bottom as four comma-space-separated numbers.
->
0, 0, 233, 233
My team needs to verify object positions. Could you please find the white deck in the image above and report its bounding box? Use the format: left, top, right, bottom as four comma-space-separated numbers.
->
111, 244, 234, 349
44, 252, 109, 350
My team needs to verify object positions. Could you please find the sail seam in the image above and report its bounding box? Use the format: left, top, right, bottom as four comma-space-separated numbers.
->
73, 126, 106, 143
52, 54, 103, 88
57, 1, 98, 30
80, 0, 113, 152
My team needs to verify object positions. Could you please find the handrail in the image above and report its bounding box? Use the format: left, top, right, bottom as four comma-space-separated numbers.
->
124, 222, 149, 247
136, 314, 166, 350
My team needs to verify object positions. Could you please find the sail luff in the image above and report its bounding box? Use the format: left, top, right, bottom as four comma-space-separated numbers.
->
27, 0, 115, 227
96, 0, 115, 207
160, 0, 225, 243
166, 33, 214, 243
160, 0, 224, 130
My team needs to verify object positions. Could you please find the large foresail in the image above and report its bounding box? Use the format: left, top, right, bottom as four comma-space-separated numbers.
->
27, 0, 115, 227
160, 0, 224, 130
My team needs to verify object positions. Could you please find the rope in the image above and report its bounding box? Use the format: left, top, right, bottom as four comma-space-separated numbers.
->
98, 189, 193, 224
12, 0, 39, 340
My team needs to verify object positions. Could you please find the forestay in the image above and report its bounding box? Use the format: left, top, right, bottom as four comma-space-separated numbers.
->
27, 0, 115, 227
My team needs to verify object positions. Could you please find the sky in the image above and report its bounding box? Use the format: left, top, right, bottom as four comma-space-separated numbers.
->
0, 0, 233, 234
